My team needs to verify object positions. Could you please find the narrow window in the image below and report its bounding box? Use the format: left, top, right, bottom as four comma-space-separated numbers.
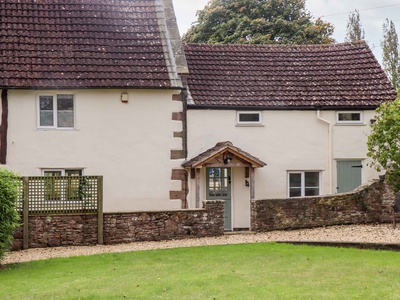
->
288, 171, 320, 197
236, 111, 262, 125
336, 111, 362, 124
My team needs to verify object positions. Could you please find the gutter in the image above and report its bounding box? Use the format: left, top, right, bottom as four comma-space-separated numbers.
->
316, 110, 333, 194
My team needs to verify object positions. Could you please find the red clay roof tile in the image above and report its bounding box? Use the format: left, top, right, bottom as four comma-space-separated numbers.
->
0, 0, 176, 89
184, 42, 397, 109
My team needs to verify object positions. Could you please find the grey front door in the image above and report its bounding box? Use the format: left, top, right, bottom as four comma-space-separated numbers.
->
206, 167, 232, 231
337, 160, 362, 193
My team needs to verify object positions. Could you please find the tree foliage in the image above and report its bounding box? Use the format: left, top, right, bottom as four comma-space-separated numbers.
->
0, 168, 20, 262
182, 0, 335, 45
345, 9, 365, 42
367, 96, 400, 192
381, 18, 400, 90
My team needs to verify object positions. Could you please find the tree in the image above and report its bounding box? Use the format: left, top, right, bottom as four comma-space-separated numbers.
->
345, 9, 365, 42
367, 96, 400, 192
0, 169, 20, 263
381, 19, 400, 90
182, 0, 335, 45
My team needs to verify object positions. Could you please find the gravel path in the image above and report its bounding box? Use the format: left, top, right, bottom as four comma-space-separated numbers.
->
3, 224, 400, 265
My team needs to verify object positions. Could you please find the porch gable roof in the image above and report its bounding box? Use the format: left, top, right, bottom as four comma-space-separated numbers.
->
182, 141, 266, 169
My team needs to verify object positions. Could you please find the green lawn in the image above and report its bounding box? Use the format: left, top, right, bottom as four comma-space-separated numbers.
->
1, 243, 399, 299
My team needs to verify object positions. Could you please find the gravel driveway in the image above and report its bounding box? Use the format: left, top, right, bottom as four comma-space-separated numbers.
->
3, 224, 400, 265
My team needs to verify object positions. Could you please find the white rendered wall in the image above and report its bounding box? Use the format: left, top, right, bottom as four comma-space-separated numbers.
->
187, 109, 379, 228
6, 89, 183, 212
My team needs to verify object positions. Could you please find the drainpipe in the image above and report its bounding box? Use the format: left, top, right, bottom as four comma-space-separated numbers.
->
316, 110, 333, 194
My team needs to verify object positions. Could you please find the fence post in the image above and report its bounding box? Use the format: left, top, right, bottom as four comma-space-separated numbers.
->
97, 176, 103, 244
22, 177, 29, 250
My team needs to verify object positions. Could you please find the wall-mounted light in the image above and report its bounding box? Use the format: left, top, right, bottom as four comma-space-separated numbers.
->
121, 93, 129, 103
245, 180, 250, 187
223, 152, 232, 165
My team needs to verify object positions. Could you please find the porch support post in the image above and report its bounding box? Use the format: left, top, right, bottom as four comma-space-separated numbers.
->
250, 167, 255, 200
22, 177, 29, 250
195, 168, 200, 208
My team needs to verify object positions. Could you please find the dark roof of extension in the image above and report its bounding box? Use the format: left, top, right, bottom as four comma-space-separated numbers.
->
0, 0, 187, 89
184, 42, 397, 109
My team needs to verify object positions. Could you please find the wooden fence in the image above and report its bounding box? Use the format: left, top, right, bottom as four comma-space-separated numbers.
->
17, 176, 103, 249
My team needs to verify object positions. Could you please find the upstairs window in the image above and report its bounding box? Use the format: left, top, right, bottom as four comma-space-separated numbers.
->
236, 111, 262, 126
336, 111, 363, 124
38, 94, 74, 128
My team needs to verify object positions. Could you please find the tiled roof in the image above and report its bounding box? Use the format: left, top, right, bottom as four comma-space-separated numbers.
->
0, 0, 184, 89
182, 141, 266, 169
184, 42, 397, 109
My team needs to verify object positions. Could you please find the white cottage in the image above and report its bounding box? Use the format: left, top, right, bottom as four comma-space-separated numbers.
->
0, 1, 397, 232
183, 42, 397, 230
0, 0, 189, 212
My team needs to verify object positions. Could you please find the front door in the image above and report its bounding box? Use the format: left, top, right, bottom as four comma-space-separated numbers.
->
206, 167, 232, 231
337, 160, 362, 193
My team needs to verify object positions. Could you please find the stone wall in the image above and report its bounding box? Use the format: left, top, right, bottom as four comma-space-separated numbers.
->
251, 180, 387, 232
103, 200, 224, 244
12, 200, 224, 250
12, 214, 98, 250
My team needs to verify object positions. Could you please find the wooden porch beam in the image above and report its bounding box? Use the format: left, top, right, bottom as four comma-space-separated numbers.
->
0, 89, 8, 164
250, 167, 255, 200
195, 168, 201, 208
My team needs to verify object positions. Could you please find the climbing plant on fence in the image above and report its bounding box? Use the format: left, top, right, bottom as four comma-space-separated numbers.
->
0, 168, 20, 262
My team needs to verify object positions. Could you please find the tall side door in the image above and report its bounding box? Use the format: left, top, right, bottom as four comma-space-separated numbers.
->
337, 160, 362, 193
206, 167, 232, 231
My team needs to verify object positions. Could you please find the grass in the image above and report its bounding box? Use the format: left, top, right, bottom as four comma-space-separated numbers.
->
1, 242, 400, 299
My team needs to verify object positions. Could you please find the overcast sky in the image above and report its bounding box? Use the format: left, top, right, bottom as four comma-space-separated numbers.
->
171, 0, 400, 66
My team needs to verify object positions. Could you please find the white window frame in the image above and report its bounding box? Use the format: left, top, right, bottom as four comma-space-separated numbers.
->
37, 94, 75, 129
336, 111, 363, 124
288, 171, 321, 197
236, 111, 263, 126
42, 169, 83, 176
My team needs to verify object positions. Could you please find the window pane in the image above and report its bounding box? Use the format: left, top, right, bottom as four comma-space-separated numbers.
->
39, 96, 54, 126
57, 94, 74, 127
290, 188, 301, 197
239, 113, 260, 122
65, 170, 82, 176
44, 170, 62, 176
289, 173, 301, 188
338, 113, 361, 122
305, 172, 319, 187
305, 188, 319, 196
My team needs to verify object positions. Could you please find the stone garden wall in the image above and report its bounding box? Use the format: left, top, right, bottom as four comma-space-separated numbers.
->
12, 200, 224, 250
251, 180, 391, 231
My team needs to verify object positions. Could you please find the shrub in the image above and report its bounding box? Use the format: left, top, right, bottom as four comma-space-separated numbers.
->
0, 168, 20, 262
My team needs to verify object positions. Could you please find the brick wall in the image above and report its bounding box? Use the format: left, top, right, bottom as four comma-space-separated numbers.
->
251, 180, 387, 231
12, 200, 224, 250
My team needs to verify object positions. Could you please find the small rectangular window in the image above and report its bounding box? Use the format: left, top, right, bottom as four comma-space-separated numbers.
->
288, 171, 320, 197
43, 169, 83, 201
236, 111, 262, 125
38, 94, 74, 128
336, 111, 362, 124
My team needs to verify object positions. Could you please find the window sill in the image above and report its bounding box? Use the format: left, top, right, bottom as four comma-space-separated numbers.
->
235, 124, 265, 127
334, 123, 366, 126
36, 128, 77, 131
